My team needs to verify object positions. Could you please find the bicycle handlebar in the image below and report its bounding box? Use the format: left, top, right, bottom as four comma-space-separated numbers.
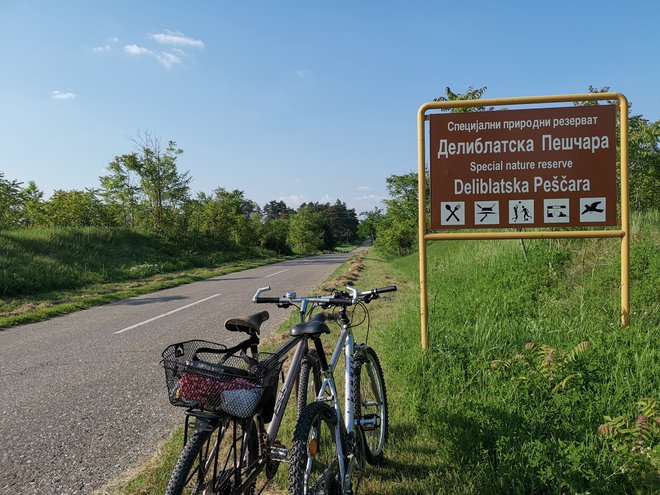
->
252, 285, 397, 306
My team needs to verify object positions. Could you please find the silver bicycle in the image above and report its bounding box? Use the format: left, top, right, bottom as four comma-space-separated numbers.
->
281, 285, 396, 495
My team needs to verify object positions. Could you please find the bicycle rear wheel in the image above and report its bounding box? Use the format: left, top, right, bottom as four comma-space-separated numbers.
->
352, 347, 388, 464
166, 416, 261, 495
288, 401, 340, 495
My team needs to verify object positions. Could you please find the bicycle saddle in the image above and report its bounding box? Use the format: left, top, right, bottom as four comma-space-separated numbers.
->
224, 311, 269, 335
290, 313, 330, 337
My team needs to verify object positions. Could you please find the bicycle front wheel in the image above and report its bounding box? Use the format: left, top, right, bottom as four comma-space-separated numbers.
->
353, 347, 389, 464
165, 417, 261, 495
288, 401, 340, 495
296, 348, 321, 418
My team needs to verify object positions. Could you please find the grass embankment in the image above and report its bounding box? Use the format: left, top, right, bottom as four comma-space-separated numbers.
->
0, 227, 290, 328
100, 212, 659, 494
364, 211, 659, 494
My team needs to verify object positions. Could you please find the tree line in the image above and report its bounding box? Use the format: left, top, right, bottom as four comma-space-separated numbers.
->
0, 133, 359, 254
2, 86, 656, 259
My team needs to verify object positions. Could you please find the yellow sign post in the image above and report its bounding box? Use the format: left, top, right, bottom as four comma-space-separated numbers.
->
417, 93, 630, 350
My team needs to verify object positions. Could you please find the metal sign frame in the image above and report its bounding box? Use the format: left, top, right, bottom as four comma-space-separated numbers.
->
417, 93, 630, 349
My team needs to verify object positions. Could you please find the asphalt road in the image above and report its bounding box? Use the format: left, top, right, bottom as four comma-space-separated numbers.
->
0, 249, 362, 494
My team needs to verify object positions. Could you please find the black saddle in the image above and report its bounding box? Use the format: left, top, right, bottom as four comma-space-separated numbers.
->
224, 311, 269, 335
291, 313, 330, 337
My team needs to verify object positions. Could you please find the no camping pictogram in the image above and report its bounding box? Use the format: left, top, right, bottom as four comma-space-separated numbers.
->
544, 198, 570, 224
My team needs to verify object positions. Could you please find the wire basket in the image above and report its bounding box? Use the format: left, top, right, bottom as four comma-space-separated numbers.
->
162, 340, 282, 419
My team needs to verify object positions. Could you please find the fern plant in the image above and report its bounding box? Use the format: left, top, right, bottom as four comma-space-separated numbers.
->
599, 397, 660, 471
491, 341, 591, 395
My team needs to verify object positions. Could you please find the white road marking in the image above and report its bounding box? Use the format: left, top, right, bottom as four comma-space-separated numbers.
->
114, 293, 222, 335
265, 269, 288, 278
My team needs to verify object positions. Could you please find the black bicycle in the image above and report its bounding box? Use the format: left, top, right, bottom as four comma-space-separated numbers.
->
161, 284, 395, 494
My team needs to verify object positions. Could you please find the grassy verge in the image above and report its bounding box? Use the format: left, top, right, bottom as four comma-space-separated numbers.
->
97, 211, 659, 494
360, 210, 659, 494
0, 227, 294, 328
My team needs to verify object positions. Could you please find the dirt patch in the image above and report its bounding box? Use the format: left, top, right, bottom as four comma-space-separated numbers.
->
319, 249, 367, 292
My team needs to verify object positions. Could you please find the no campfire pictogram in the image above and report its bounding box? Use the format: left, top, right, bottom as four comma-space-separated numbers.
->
474, 201, 500, 225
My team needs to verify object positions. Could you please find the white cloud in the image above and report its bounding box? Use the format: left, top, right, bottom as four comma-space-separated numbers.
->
156, 51, 182, 69
150, 30, 205, 48
277, 195, 305, 208
352, 194, 386, 213
92, 37, 119, 52
52, 90, 76, 101
357, 185, 370, 192
296, 69, 310, 78
120, 31, 203, 70
124, 44, 152, 56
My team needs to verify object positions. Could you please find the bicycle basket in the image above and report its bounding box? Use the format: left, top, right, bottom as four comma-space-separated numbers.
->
161, 340, 281, 418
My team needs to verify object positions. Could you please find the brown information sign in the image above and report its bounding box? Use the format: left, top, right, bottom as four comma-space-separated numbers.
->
429, 105, 618, 230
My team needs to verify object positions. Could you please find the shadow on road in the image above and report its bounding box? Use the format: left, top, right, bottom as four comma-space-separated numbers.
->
111, 295, 188, 306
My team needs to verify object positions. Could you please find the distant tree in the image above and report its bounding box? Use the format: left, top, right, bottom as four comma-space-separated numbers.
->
0, 172, 23, 229
131, 134, 191, 231
263, 200, 294, 221
433, 86, 494, 112
20, 181, 47, 227
573, 85, 618, 107
288, 205, 327, 253
46, 189, 113, 227
358, 207, 384, 241
295, 200, 358, 248
259, 219, 291, 254
188, 188, 260, 247
100, 132, 191, 231
326, 200, 359, 244
376, 172, 427, 257
575, 86, 660, 211
99, 155, 140, 227
628, 114, 660, 210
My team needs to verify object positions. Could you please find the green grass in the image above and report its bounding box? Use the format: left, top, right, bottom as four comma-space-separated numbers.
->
0, 227, 292, 328
358, 210, 659, 494
98, 211, 659, 494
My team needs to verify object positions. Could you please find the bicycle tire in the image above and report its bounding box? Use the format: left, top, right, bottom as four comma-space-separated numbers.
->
296, 349, 321, 418
165, 417, 260, 495
288, 401, 341, 495
352, 347, 389, 464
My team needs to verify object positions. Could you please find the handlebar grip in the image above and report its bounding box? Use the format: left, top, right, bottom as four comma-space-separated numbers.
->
376, 285, 397, 294
254, 297, 283, 304
327, 297, 353, 305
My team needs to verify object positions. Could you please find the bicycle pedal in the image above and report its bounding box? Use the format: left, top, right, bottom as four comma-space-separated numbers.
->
359, 414, 380, 431
270, 441, 290, 463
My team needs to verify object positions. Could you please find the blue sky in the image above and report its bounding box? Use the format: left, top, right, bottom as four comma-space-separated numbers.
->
1, 1, 658, 214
